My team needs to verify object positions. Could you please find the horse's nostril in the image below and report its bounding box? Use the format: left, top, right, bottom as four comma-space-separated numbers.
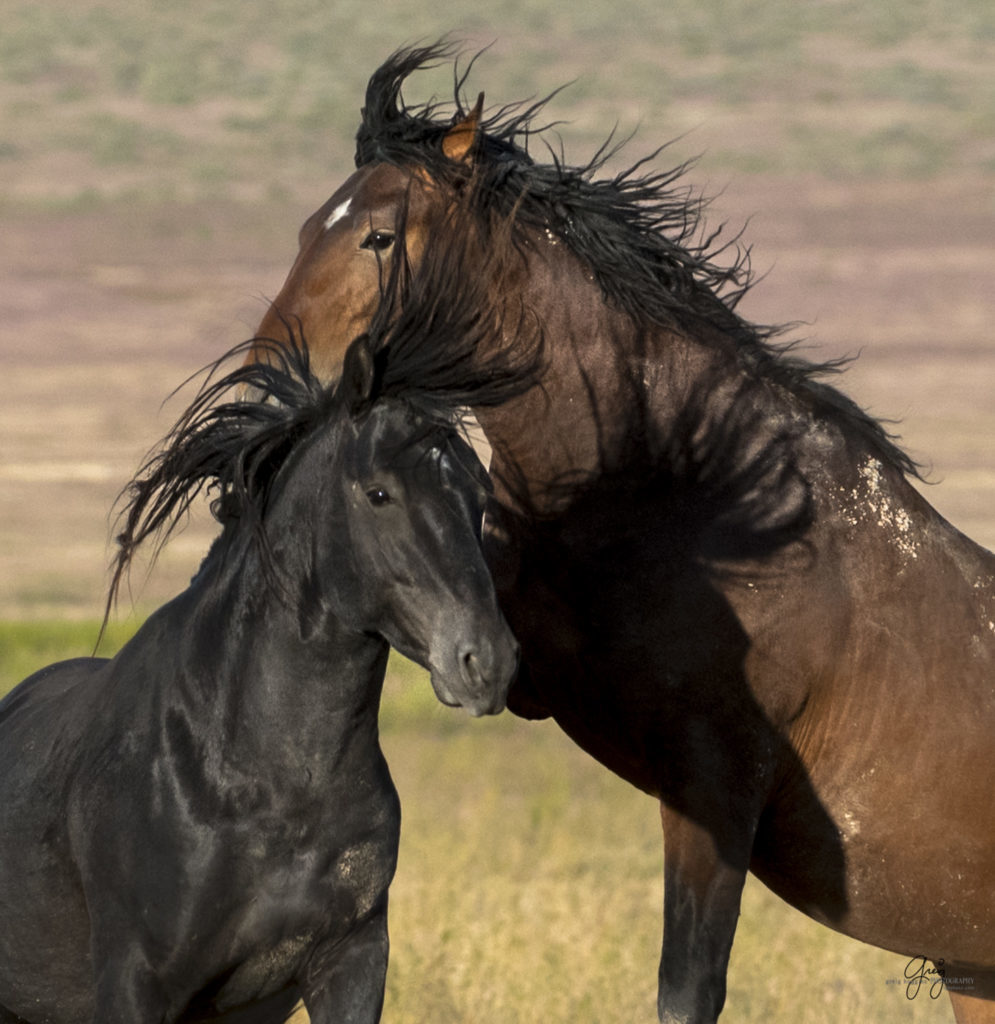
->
460, 649, 484, 688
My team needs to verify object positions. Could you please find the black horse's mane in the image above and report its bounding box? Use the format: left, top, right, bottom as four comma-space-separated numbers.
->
107, 223, 541, 614
355, 41, 920, 480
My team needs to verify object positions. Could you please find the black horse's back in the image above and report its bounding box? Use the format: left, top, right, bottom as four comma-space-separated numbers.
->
0, 656, 106, 718
0, 657, 108, 800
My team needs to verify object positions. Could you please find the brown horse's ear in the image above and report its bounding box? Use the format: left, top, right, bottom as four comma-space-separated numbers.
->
442, 92, 484, 164
339, 334, 377, 414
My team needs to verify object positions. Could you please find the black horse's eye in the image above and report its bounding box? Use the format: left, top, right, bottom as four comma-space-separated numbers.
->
360, 230, 395, 253
366, 487, 392, 507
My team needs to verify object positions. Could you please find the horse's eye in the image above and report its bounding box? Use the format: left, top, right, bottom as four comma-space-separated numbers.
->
366, 487, 392, 507
360, 230, 395, 253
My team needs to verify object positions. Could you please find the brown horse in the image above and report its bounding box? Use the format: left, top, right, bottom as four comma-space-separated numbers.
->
250, 43, 995, 1024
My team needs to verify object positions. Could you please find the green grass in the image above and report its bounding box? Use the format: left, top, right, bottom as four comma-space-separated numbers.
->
0, 618, 137, 694
1, 622, 955, 1021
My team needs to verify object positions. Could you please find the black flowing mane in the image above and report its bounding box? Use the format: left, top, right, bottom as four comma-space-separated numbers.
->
355, 41, 921, 480
107, 221, 542, 614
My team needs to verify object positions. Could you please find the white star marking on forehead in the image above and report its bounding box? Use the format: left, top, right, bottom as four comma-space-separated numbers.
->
323, 199, 352, 231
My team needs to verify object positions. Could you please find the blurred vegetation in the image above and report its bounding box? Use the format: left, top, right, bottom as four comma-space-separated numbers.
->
0, 0, 992, 211
0, 618, 135, 691
1, 624, 954, 1021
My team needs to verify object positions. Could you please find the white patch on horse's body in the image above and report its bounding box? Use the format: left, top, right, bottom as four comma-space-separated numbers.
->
324, 199, 352, 231
972, 578, 995, 636
841, 808, 861, 840
840, 457, 921, 562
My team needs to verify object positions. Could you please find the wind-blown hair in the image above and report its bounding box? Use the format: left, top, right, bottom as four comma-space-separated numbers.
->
357, 42, 746, 329
106, 216, 542, 616
355, 41, 921, 480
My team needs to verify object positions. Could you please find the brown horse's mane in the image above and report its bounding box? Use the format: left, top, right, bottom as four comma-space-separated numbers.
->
355, 41, 921, 481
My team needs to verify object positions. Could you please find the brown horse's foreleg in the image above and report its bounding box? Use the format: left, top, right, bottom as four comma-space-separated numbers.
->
657, 802, 753, 1024
947, 969, 995, 1024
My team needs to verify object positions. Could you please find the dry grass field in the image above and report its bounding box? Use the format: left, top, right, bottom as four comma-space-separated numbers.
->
1, 1, 993, 1020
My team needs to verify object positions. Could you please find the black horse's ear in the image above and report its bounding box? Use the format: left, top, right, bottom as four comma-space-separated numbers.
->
339, 334, 377, 414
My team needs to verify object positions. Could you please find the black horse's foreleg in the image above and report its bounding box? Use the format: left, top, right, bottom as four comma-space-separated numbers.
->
89, 945, 169, 1024
299, 903, 390, 1024
657, 803, 754, 1024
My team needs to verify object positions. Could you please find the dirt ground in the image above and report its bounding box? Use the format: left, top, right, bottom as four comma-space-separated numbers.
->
1, 172, 993, 621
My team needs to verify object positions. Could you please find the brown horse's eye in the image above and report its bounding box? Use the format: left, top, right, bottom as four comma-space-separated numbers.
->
360, 230, 395, 253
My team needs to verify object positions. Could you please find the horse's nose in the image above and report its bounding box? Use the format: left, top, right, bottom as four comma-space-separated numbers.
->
458, 638, 519, 717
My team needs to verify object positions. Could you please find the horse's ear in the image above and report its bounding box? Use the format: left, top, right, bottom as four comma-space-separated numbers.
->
442, 92, 484, 164
339, 334, 377, 414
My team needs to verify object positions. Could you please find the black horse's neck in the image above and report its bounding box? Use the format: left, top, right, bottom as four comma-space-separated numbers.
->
118, 476, 390, 785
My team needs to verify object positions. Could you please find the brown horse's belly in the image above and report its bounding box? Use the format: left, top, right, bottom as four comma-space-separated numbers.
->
754, 748, 995, 966
834, 786, 995, 965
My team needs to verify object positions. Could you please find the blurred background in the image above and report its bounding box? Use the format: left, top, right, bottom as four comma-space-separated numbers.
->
1, 2, 992, 1020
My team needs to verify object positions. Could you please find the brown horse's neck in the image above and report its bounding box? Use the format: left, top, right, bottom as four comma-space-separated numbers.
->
477, 231, 751, 516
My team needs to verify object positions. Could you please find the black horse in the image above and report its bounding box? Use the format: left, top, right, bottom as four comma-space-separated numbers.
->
0, 251, 534, 1024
